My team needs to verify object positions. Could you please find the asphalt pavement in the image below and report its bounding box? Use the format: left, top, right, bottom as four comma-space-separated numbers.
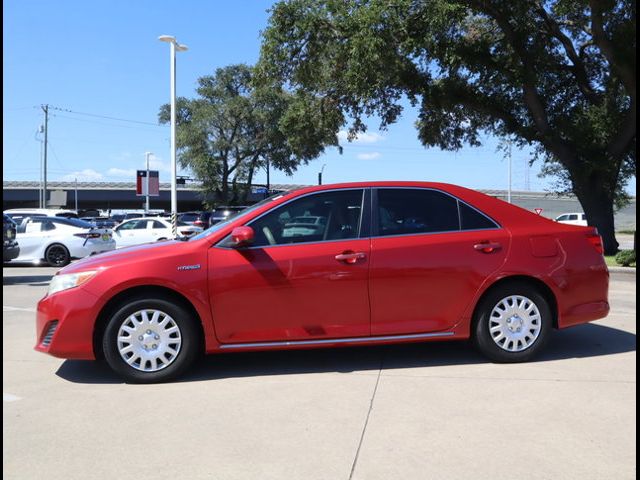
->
2, 266, 636, 480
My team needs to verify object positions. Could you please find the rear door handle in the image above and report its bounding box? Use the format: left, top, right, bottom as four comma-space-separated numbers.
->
335, 251, 367, 264
474, 242, 502, 253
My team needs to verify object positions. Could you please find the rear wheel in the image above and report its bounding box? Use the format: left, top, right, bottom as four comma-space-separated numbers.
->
473, 282, 551, 362
45, 243, 70, 267
102, 297, 200, 383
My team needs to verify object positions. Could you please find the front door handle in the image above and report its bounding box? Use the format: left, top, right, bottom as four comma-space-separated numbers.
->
335, 251, 367, 264
474, 242, 502, 253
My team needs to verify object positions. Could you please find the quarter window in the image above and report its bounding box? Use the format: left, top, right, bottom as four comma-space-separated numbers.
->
248, 190, 364, 247
459, 202, 498, 230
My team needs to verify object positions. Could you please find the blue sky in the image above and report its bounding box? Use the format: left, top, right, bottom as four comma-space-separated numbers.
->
3, 0, 635, 195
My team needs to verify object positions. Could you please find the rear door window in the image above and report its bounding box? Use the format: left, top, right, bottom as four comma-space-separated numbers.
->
376, 189, 459, 236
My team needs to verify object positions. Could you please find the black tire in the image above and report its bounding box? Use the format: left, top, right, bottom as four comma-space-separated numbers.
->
45, 243, 70, 267
102, 297, 200, 383
473, 281, 552, 363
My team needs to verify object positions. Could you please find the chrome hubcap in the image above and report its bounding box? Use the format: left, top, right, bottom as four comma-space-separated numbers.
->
117, 309, 182, 372
489, 295, 541, 352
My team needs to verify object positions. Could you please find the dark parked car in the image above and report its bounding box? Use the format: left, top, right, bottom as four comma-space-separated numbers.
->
178, 211, 212, 229
3, 214, 20, 262
89, 217, 119, 229
210, 206, 249, 227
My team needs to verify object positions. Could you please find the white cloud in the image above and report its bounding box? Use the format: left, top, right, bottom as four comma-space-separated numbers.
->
357, 152, 382, 160
337, 130, 384, 144
62, 169, 103, 181
107, 168, 137, 178
149, 157, 171, 173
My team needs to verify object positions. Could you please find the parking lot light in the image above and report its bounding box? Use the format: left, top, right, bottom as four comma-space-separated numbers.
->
158, 35, 188, 237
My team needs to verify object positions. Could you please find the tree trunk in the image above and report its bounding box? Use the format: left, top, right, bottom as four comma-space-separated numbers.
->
574, 187, 619, 255
221, 174, 230, 205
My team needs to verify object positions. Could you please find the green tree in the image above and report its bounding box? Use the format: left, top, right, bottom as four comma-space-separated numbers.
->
258, 0, 635, 254
159, 64, 341, 206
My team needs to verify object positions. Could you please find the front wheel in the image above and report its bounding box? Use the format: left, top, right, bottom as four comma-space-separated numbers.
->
473, 282, 552, 363
102, 298, 200, 383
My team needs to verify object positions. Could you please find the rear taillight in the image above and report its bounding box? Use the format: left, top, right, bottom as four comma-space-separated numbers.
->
586, 233, 604, 254
194, 220, 204, 227
74, 233, 101, 239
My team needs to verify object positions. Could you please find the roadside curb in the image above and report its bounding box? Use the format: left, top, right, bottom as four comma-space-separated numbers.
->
608, 266, 636, 274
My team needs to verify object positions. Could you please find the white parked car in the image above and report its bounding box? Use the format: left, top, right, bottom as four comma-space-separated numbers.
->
112, 217, 203, 249
555, 212, 588, 226
15, 217, 115, 267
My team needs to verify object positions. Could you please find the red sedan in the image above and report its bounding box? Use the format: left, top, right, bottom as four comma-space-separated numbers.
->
35, 182, 609, 383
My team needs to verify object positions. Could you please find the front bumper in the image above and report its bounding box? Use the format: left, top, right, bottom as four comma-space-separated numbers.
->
35, 286, 101, 360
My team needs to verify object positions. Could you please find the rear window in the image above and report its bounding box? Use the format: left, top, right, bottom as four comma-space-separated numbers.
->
179, 213, 199, 222
49, 217, 95, 229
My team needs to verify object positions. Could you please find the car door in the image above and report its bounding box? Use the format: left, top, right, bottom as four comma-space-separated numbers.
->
208, 189, 371, 344
149, 220, 170, 241
113, 219, 148, 248
369, 188, 510, 335
15, 219, 49, 260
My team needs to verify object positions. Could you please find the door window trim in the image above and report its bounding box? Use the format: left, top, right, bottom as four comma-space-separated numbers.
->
372, 187, 502, 238
214, 187, 371, 249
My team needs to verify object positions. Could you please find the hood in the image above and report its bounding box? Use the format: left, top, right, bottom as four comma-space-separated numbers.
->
60, 240, 184, 274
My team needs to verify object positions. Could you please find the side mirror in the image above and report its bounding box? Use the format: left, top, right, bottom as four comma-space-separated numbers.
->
230, 226, 254, 247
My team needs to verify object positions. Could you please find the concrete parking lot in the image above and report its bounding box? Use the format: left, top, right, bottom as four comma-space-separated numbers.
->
3, 266, 636, 480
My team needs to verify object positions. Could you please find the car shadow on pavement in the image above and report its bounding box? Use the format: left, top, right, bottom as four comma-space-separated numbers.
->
2, 275, 52, 286
55, 322, 636, 385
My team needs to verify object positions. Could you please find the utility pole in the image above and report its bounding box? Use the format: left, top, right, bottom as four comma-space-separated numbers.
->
36, 125, 44, 208
41, 105, 49, 207
318, 164, 326, 185
525, 157, 530, 191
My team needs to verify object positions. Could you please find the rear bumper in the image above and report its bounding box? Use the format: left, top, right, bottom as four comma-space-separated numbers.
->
554, 263, 610, 328
560, 301, 610, 328
35, 287, 101, 360
3, 243, 20, 261
70, 240, 115, 259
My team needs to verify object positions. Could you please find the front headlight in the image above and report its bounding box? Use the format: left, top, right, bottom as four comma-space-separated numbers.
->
47, 271, 97, 297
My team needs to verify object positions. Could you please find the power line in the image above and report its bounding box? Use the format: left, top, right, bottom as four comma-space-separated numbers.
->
47, 105, 163, 127
50, 113, 168, 133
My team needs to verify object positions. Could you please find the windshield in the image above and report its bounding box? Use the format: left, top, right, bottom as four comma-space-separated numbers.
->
189, 191, 294, 241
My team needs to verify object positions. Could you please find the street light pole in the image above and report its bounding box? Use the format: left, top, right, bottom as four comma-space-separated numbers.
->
145, 152, 152, 213
318, 164, 326, 185
507, 139, 512, 204
159, 35, 188, 237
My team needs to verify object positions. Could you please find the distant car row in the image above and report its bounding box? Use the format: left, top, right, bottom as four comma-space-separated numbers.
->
3, 213, 205, 267
4, 206, 249, 230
